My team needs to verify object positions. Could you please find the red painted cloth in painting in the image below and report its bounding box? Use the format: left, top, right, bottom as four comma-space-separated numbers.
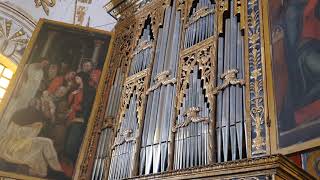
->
288, 153, 302, 168
295, 100, 320, 125
60, 160, 73, 178
67, 89, 83, 121
47, 76, 64, 94
89, 69, 101, 88
302, 0, 320, 40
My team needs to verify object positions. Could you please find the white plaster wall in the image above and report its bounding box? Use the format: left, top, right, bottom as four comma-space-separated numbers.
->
1, 0, 116, 31
0, 0, 116, 64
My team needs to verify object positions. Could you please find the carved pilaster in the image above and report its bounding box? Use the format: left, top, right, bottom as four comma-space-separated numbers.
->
246, 0, 268, 157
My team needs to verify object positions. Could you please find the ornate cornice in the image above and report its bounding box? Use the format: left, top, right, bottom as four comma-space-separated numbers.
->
105, 0, 169, 21
128, 155, 315, 179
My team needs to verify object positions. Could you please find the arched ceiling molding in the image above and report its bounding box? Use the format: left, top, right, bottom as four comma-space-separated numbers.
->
0, 2, 36, 64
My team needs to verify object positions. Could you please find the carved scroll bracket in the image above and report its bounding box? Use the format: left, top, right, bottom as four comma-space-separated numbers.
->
172, 107, 209, 132
102, 116, 115, 130
112, 129, 137, 149
146, 70, 177, 95
187, 7, 215, 26
132, 40, 153, 57
212, 69, 245, 95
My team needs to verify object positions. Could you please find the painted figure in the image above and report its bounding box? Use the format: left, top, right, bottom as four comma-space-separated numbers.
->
0, 99, 63, 177
0, 58, 49, 134
0, 24, 108, 179
279, 0, 320, 131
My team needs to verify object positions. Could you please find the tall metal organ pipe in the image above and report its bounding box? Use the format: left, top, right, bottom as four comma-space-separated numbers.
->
184, 0, 215, 49
91, 67, 124, 180
173, 0, 216, 170
107, 24, 153, 180
215, 0, 247, 163
139, 1, 181, 175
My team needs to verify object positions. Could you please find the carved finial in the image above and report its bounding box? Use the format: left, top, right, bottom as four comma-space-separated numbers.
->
234, 0, 245, 30
217, 0, 229, 34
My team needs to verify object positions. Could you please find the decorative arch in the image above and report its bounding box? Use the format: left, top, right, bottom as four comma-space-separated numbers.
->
0, 2, 36, 64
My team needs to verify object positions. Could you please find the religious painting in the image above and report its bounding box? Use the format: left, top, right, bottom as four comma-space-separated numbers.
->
0, 19, 112, 179
302, 148, 320, 179
268, 0, 320, 151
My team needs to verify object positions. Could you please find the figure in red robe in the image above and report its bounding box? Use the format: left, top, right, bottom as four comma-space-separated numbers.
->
67, 75, 83, 122
280, 0, 320, 131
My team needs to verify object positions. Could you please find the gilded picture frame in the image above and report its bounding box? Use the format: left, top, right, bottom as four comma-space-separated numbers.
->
0, 19, 114, 179
262, 0, 320, 155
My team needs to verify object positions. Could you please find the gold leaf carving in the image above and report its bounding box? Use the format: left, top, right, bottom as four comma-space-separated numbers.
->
212, 69, 245, 95
172, 107, 209, 132
146, 70, 176, 95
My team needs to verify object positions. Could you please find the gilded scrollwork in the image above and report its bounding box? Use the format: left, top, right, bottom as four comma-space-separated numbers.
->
79, 96, 105, 179
131, 0, 167, 51
146, 70, 177, 95
132, 40, 153, 56
187, 6, 215, 26
111, 23, 136, 72
178, 37, 217, 109
118, 69, 148, 128
175, 37, 217, 163
112, 129, 136, 149
172, 107, 209, 132
212, 69, 245, 95
176, 0, 185, 13
129, 155, 313, 179
102, 116, 115, 129
247, 0, 267, 156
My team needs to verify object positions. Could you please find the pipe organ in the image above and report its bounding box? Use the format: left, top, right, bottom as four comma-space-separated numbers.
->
215, 0, 246, 163
88, 0, 315, 179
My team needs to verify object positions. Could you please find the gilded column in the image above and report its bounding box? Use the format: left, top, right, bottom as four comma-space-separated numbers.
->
246, 0, 270, 157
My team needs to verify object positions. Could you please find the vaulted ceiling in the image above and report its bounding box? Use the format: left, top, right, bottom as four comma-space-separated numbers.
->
0, 0, 117, 64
